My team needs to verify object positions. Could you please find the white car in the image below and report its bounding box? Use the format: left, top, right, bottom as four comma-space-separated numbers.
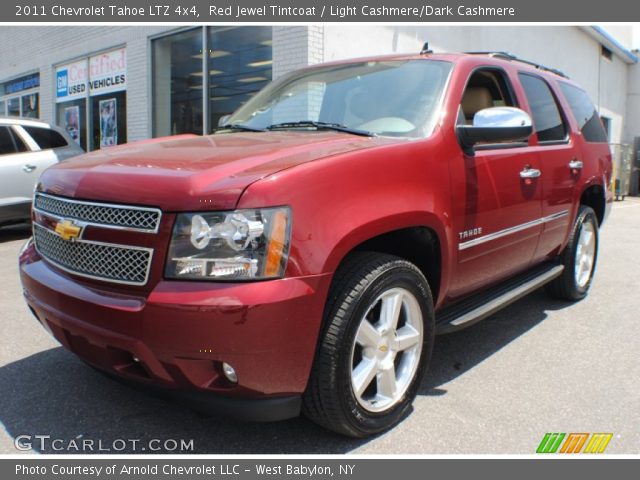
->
0, 117, 84, 226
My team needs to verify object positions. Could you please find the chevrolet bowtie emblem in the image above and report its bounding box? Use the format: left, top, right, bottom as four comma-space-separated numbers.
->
55, 219, 81, 241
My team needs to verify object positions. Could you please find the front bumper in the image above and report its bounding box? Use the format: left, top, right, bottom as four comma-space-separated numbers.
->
19, 244, 331, 421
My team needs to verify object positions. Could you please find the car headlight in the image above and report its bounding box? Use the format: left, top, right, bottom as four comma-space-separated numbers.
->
165, 207, 291, 280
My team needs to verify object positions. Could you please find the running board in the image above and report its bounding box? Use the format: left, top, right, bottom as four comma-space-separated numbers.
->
435, 263, 564, 334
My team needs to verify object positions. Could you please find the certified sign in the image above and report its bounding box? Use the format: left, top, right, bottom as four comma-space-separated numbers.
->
55, 59, 88, 102
55, 48, 126, 102
89, 48, 126, 95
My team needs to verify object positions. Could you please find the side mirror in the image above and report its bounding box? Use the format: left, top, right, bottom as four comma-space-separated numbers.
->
218, 114, 231, 127
456, 106, 533, 155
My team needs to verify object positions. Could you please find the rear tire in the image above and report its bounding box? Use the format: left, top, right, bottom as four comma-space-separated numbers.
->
546, 205, 599, 301
303, 252, 434, 437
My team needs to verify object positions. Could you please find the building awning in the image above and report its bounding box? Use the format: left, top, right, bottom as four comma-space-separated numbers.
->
580, 26, 638, 64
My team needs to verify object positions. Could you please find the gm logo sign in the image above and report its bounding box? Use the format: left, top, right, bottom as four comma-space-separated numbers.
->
56, 69, 68, 97
536, 432, 613, 454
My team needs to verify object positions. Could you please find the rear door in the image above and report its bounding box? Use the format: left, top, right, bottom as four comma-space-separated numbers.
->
13, 124, 60, 185
0, 125, 56, 207
516, 73, 577, 260
556, 81, 612, 215
0, 125, 37, 207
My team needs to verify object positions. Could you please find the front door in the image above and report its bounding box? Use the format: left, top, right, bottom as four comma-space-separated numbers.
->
448, 67, 543, 299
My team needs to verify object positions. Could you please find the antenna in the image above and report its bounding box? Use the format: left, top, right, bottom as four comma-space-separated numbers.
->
420, 42, 433, 54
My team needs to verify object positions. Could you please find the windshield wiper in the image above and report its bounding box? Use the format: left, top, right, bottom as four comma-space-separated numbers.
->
213, 123, 266, 133
266, 121, 374, 137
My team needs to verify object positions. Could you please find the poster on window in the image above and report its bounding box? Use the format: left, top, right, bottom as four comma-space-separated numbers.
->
99, 98, 117, 148
64, 106, 81, 145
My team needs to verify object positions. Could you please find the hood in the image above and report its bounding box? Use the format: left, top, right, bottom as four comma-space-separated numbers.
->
38, 131, 393, 211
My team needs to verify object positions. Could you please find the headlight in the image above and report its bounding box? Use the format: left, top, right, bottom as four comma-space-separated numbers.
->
165, 207, 291, 280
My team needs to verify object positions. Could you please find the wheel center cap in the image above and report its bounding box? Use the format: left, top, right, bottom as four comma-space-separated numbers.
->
376, 336, 395, 360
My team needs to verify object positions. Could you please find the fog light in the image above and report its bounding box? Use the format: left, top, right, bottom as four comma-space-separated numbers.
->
222, 362, 238, 383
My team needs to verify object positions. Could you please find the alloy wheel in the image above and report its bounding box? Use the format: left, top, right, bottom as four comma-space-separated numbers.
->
350, 287, 424, 413
574, 221, 596, 288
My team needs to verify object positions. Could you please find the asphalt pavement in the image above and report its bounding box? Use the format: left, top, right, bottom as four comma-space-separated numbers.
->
1, 198, 638, 454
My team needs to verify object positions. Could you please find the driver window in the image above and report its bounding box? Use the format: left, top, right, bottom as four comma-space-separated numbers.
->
458, 69, 516, 126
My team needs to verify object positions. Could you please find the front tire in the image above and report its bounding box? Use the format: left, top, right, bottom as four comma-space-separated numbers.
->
546, 205, 599, 301
303, 253, 434, 437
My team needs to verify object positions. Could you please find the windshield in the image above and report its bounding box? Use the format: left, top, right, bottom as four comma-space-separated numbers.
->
224, 59, 452, 138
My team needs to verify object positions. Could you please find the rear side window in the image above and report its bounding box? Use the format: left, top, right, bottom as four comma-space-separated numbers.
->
0, 126, 29, 155
0, 127, 15, 155
22, 126, 68, 150
518, 73, 567, 143
558, 83, 608, 143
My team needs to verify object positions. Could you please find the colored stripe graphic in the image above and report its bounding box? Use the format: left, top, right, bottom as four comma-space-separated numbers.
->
583, 433, 613, 453
536, 433, 614, 453
537, 433, 566, 453
560, 433, 589, 453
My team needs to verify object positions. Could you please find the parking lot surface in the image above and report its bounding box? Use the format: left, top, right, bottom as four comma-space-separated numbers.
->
1, 198, 638, 454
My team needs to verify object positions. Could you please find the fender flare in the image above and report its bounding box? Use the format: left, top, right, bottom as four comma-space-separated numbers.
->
321, 210, 453, 305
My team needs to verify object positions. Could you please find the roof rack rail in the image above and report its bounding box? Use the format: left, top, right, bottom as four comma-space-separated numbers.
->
464, 51, 569, 78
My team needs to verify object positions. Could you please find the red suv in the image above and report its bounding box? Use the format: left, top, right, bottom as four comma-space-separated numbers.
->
19, 51, 612, 437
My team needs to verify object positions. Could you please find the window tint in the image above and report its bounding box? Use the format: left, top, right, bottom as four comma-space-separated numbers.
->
22, 126, 68, 150
558, 83, 608, 143
0, 126, 16, 155
0, 126, 28, 155
518, 74, 566, 142
11, 128, 29, 152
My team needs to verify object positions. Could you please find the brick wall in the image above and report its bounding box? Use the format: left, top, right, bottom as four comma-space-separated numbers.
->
272, 26, 324, 79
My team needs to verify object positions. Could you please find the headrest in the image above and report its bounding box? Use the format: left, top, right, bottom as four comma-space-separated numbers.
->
462, 87, 493, 119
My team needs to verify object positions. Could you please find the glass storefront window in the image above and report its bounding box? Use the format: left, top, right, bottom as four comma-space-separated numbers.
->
91, 91, 127, 148
57, 99, 87, 149
207, 27, 272, 129
7, 97, 19, 116
152, 27, 273, 136
153, 29, 203, 137
1, 73, 40, 118
21, 93, 39, 118
55, 49, 127, 151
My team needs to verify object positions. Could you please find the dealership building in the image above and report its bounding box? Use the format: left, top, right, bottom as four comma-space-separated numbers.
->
1, 25, 638, 159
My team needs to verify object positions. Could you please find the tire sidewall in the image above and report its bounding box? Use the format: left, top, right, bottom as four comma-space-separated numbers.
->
333, 263, 434, 435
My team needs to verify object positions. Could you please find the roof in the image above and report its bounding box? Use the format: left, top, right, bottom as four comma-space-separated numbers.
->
0, 116, 51, 128
302, 52, 571, 80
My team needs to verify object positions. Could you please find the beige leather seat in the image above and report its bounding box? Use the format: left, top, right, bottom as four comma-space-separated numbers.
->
461, 87, 494, 124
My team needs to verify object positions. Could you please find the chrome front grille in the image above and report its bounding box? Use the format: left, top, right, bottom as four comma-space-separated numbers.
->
34, 193, 161, 232
33, 224, 153, 286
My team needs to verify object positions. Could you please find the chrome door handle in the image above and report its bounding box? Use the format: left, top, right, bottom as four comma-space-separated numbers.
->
22, 164, 37, 173
520, 167, 541, 179
569, 159, 584, 169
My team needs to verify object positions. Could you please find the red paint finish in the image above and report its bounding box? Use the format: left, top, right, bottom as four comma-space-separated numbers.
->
21, 254, 331, 396
20, 53, 611, 404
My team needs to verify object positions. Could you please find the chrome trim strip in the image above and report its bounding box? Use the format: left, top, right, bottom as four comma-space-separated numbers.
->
459, 210, 569, 251
34, 193, 162, 233
450, 265, 564, 326
33, 223, 154, 286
